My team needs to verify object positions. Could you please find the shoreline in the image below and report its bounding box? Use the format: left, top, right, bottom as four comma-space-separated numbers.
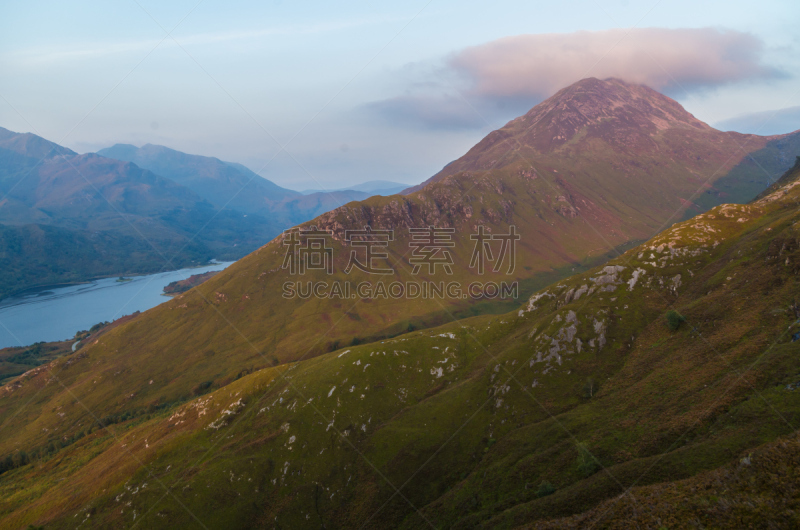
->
0, 261, 233, 303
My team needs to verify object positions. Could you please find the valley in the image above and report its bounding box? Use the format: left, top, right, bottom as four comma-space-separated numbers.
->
0, 77, 798, 528
0, 131, 379, 301
1, 148, 798, 529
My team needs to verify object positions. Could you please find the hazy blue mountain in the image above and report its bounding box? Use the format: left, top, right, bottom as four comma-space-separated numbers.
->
98, 143, 374, 224
0, 126, 75, 159
0, 130, 383, 298
301, 179, 409, 196
715, 105, 800, 136
0, 129, 281, 299
97, 143, 299, 214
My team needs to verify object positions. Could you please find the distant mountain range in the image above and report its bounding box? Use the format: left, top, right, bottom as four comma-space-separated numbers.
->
96, 143, 373, 221
0, 127, 276, 299
2, 79, 800, 528
301, 179, 409, 196
715, 105, 800, 136
0, 133, 385, 299
97, 143, 299, 208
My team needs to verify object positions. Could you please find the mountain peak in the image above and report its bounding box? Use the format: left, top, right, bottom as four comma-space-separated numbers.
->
405, 77, 786, 195
0, 127, 76, 159
511, 77, 710, 150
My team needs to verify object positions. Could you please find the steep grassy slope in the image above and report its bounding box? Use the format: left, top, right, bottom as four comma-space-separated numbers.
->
1, 152, 799, 528
0, 341, 73, 386
3, 78, 795, 446
0, 167, 640, 465
534, 431, 800, 528
1, 77, 799, 500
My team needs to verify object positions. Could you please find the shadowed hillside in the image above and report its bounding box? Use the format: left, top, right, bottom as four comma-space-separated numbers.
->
0, 130, 275, 298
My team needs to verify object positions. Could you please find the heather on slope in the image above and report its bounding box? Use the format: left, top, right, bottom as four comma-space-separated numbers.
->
1, 148, 798, 529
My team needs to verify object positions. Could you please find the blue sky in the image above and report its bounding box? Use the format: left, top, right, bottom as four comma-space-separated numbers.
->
1, 0, 799, 190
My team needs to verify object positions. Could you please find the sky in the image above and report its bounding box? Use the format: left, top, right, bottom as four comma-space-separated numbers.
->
1, 0, 799, 191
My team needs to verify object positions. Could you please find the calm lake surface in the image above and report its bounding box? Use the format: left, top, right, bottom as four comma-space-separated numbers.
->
0, 262, 234, 349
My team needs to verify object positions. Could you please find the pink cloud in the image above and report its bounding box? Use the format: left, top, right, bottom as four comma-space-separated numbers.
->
450, 28, 783, 99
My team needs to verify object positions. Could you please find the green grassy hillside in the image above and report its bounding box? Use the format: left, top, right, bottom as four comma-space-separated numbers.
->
0, 151, 798, 529
535, 430, 800, 528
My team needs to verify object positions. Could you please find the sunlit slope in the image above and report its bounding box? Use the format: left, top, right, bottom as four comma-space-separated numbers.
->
409, 78, 800, 227
4, 77, 797, 436
0, 142, 752, 466
2, 158, 799, 528
0, 168, 636, 460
